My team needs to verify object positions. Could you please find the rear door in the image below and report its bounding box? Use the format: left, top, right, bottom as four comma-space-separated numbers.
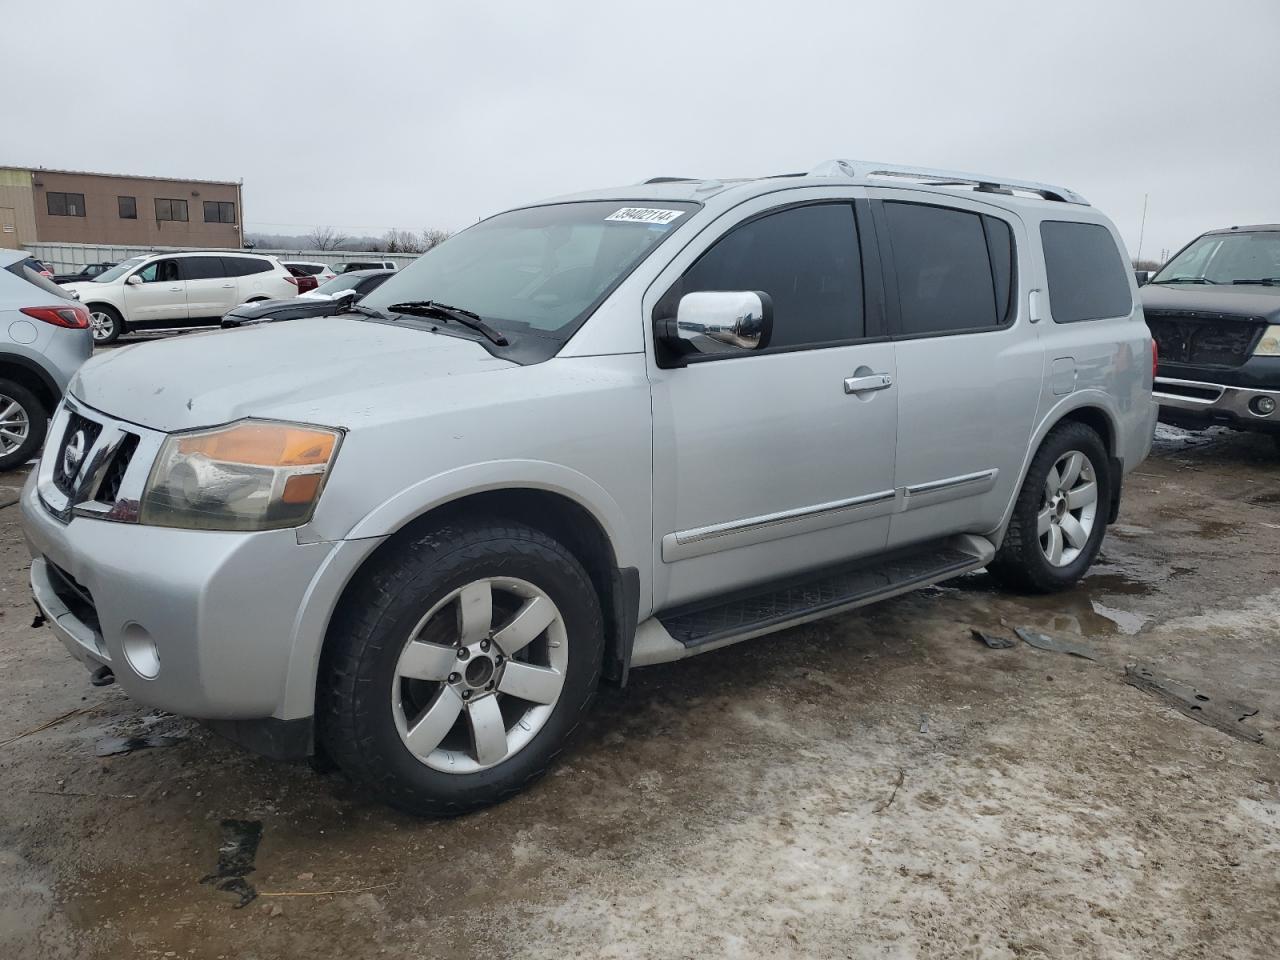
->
182, 256, 238, 321
647, 192, 899, 609
123, 258, 188, 325
870, 191, 1041, 548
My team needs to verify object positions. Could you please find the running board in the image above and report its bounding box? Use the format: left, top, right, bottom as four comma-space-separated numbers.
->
632, 535, 994, 667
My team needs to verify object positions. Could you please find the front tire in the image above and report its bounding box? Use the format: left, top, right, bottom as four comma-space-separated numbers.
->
989, 421, 1110, 593
318, 519, 603, 816
0, 380, 47, 471
87, 304, 124, 344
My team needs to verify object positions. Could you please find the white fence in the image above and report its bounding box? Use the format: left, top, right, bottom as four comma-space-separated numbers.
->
24, 241, 422, 274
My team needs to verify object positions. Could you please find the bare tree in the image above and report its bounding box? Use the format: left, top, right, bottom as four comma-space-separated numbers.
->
306, 226, 350, 252
381, 228, 425, 254
420, 228, 451, 251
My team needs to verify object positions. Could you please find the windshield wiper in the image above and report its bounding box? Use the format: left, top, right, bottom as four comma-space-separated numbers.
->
1151, 277, 1216, 284
387, 301, 509, 346
1230, 278, 1280, 286
348, 302, 389, 319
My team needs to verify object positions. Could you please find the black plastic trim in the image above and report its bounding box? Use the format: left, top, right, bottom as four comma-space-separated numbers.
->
202, 716, 314, 760
604, 566, 641, 686
0, 353, 63, 407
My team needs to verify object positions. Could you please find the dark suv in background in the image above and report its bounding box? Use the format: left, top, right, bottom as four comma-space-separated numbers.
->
1142, 224, 1280, 451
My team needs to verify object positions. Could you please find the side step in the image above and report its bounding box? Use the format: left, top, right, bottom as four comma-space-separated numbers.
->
655, 537, 990, 653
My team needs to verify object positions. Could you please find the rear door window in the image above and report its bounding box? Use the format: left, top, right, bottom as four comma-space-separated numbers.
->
1040, 221, 1132, 323
182, 256, 227, 280
881, 201, 1013, 336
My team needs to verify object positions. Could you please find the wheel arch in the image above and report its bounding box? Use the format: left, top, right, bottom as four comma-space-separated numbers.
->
0, 356, 60, 415
994, 394, 1123, 542
282, 483, 641, 733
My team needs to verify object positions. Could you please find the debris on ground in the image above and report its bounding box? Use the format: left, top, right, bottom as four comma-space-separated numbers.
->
971, 628, 1016, 649
873, 769, 905, 813
95, 734, 186, 757
0, 707, 93, 748
918, 714, 929, 734
1015, 627, 1099, 662
1125, 662, 1263, 744
200, 819, 264, 908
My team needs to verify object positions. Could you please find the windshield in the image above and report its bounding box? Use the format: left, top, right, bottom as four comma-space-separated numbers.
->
93, 256, 148, 283
359, 200, 698, 341
312, 273, 369, 296
1153, 231, 1280, 284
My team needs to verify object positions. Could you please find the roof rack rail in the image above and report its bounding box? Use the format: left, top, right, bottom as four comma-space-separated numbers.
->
643, 176, 697, 184
807, 159, 1089, 205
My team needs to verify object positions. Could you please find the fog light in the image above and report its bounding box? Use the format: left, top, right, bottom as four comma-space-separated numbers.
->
121, 622, 160, 679
1251, 396, 1277, 416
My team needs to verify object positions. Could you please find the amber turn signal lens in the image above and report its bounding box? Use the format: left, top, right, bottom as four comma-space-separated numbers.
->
177, 423, 336, 467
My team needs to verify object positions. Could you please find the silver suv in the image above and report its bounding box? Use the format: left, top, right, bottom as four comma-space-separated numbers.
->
22, 160, 1156, 815
0, 251, 93, 470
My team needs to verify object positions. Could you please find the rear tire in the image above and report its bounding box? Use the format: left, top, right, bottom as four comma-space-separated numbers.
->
989, 421, 1110, 593
0, 380, 47, 472
318, 518, 603, 816
87, 304, 123, 344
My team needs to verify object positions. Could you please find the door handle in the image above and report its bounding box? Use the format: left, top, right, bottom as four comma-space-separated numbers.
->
844, 373, 894, 394
168, 286, 182, 292
221, 283, 235, 288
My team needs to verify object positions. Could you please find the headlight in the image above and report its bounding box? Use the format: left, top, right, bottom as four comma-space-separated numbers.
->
1256, 325, 1280, 356
140, 420, 341, 531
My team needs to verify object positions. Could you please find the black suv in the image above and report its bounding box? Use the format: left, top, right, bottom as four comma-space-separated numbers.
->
1142, 224, 1280, 450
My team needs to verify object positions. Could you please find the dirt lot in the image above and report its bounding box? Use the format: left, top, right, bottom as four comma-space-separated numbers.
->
2, 425, 1279, 960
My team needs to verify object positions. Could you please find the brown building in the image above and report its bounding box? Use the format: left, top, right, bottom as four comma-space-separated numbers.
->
0, 165, 243, 250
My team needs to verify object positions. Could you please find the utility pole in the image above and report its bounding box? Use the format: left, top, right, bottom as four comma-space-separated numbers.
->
1135, 193, 1149, 265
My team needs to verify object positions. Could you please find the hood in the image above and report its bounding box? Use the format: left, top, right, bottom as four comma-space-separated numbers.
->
70, 315, 518, 433
1141, 283, 1280, 322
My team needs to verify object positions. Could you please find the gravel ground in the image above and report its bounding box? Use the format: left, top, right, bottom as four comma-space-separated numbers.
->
1, 425, 1278, 960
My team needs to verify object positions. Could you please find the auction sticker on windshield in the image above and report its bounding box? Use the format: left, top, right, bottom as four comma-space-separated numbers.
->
605, 207, 686, 225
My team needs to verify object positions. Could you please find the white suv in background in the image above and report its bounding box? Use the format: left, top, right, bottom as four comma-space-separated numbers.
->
63, 252, 296, 344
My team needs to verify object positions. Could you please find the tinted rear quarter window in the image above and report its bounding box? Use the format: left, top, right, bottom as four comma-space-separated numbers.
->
223, 257, 273, 276
883, 202, 1005, 336
1040, 221, 1132, 323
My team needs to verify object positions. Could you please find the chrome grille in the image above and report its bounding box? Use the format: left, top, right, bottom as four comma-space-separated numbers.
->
37, 398, 164, 525
96, 433, 139, 504
52, 412, 102, 496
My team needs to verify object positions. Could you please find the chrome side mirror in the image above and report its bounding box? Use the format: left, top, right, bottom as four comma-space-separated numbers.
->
663, 290, 773, 353
126, 274, 143, 286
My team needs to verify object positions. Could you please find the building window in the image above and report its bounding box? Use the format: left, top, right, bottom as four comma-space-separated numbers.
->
155, 198, 189, 222
203, 200, 236, 224
46, 192, 86, 217
118, 196, 137, 219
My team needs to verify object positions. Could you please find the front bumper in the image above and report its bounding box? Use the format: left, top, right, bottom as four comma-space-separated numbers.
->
22, 471, 340, 721
1153, 376, 1280, 433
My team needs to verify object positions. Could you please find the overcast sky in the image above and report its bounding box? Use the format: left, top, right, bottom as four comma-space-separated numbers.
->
9, 0, 1279, 261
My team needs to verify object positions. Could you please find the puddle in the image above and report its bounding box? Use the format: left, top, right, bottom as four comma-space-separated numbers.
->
199, 820, 263, 909
1090, 600, 1149, 635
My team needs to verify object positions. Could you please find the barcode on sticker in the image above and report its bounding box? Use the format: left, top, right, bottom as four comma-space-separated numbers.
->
606, 207, 685, 225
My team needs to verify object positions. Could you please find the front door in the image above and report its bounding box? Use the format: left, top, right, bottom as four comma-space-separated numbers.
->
648, 195, 898, 609
124, 258, 188, 325
181, 255, 239, 321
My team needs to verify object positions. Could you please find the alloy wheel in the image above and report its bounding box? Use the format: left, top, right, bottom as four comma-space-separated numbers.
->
1038, 449, 1098, 567
89, 311, 115, 342
0, 395, 31, 455
391, 576, 568, 774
